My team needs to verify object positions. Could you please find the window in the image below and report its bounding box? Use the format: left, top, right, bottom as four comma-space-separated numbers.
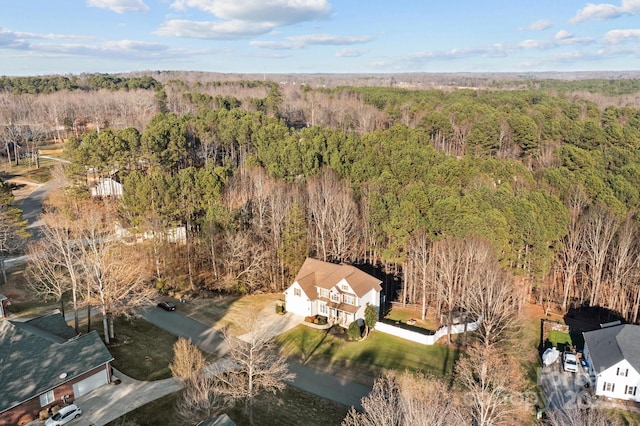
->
319, 303, 327, 315
625, 385, 637, 396
617, 367, 629, 377
293, 288, 301, 297
341, 283, 349, 292
604, 382, 615, 392
320, 288, 329, 298
343, 294, 355, 305
39, 390, 54, 407
330, 292, 340, 303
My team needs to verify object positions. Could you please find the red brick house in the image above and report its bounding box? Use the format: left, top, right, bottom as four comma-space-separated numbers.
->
0, 312, 113, 425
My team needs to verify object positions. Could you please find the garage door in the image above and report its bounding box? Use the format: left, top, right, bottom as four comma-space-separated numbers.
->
72, 369, 108, 397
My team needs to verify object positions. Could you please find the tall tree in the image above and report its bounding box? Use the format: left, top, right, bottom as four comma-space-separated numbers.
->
211, 322, 295, 425
580, 204, 618, 307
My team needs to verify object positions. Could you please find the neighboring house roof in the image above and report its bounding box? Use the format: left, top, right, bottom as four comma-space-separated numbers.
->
293, 258, 382, 299
583, 324, 640, 374
196, 414, 236, 426
0, 312, 113, 413
91, 177, 123, 197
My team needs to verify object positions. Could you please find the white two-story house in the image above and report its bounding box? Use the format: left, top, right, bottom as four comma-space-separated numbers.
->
284, 258, 382, 327
582, 324, 640, 402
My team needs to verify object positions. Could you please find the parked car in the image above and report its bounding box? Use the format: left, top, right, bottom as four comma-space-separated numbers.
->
563, 351, 578, 373
45, 404, 82, 425
157, 301, 176, 311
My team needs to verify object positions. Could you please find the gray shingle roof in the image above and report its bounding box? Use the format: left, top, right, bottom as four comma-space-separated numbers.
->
0, 312, 113, 413
583, 324, 640, 374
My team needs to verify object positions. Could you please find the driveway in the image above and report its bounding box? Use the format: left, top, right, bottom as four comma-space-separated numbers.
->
539, 357, 594, 412
56, 305, 368, 426
143, 305, 370, 410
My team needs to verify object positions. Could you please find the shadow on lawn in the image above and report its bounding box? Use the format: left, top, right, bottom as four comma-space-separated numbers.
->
298, 327, 332, 364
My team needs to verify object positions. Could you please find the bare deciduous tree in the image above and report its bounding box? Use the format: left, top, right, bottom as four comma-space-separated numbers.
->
27, 207, 83, 332
406, 230, 431, 319
558, 186, 588, 310
342, 371, 463, 426
466, 256, 517, 348
545, 405, 621, 426
455, 344, 528, 426
177, 372, 230, 424
170, 337, 206, 380
580, 204, 618, 307
212, 322, 295, 425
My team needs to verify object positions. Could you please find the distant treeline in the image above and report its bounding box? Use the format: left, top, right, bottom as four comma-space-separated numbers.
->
0, 74, 162, 94
493, 78, 640, 96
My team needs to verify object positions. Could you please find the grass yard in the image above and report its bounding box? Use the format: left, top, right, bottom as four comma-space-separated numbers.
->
88, 316, 179, 381
610, 409, 640, 425
2, 266, 61, 318
383, 305, 440, 332
178, 293, 282, 335
276, 324, 455, 383
110, 385, 350, 426
0, 159, 58, 182
546, 330, 572, 351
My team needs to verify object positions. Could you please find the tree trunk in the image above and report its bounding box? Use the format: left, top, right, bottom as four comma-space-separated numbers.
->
102, 311, 110, 345
109, 313, 115, 340
0, 257, 6, 285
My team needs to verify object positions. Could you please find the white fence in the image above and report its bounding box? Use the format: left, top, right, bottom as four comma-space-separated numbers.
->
375, 317, 481, 345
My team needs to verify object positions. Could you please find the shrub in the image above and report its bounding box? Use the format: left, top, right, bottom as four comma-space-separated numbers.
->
275, 304, 286, 314
317, 315, 328, 325
348, 321, 361, 340
305, 316, 314, 323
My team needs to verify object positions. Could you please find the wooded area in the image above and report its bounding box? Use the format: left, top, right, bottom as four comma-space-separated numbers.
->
3, 72, 640, 327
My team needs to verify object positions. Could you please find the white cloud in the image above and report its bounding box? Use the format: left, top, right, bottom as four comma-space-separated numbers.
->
86, 0, 150, 14
289, 34, 372, 45
555, 30, 573, 40
162, 0, 332, 41
604, 28, 640, 43
251, 33, 373, 50
336, 48, 367, 58
522, 19, 552, 31
570, 0, 640, 23
0, 28, 29, 49
156, 19, 273, 39
170, 0, 331, 25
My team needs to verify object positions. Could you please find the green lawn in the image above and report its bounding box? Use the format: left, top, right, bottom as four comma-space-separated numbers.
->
276, 325, 455, 382
383, 307, 440, 332
89, 316, 179, 381
547, 330, 572, 351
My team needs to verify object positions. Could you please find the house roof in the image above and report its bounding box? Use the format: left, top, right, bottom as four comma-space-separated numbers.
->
583, 324, 640, 374
196, 414, 236, 426
293, 258, 381, 299
0, 312, 114, 413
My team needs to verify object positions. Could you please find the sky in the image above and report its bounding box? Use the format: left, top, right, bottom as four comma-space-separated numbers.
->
1, 0, 639, 76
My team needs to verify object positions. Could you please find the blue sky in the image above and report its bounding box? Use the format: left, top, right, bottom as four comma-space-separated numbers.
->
1, 0, 639, 76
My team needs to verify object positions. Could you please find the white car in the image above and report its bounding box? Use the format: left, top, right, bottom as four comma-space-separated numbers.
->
563, 352, 578, 373
45, 404, 82, 426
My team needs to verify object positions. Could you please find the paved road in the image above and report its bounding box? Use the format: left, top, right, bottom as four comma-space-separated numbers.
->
21, 180, 60, 239
142, 308, 369, 410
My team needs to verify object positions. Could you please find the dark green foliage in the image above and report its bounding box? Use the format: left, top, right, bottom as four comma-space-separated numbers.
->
57, 77, 640, 293
347, 321, 361, 340
364, 304, 378, 333
0, 73, 160, 93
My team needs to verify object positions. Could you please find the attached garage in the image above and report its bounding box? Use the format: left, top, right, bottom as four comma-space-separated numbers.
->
72, 368, 109, 397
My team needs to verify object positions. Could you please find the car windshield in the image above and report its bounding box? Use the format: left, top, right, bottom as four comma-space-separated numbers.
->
52, 412, 62, 420
566, 359, 576, 365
